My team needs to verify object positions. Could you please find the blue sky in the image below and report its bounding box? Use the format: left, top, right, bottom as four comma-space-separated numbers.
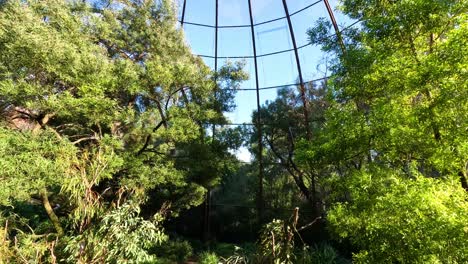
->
177, 0, 354, 160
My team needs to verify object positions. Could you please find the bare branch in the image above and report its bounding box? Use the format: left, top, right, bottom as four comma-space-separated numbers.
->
72, 136, 97, 145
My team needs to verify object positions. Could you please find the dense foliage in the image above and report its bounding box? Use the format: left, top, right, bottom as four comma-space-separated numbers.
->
239, 0, 468, 262
0, 0, 245, 262
0, 0, 467, 263
300, 0, 468, 262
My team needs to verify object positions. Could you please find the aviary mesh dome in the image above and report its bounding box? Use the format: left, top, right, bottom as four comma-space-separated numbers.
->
176, 0, 357, 124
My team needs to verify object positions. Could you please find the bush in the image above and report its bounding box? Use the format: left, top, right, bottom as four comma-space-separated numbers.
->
220, 245, 253, 264
212, 243, 237, 258
328, 168, 468, 263
257, 219, 295, 264
151, 238, 193, 263
199, 251, 220, 264
64, 203, 167, 263
298, 243, 350, 264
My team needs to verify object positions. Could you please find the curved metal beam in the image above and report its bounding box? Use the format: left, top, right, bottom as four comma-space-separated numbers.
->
281, 0, 311, 140
323, 0, 346, 54
247, 0, 264, 222
180, 0, 187, 26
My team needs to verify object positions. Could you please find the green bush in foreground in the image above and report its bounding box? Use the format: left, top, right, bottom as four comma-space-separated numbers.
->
151, 238, 193, 263
328, 168, 468, 263
299, 243, 350, 264
199, 251, 220, 264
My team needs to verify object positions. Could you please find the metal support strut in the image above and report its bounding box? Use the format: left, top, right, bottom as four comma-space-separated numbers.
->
180, 0, 187, 26
247, 0, 264, 222
205, 0, 219, 242
323, 0, 346, 54
281, 0, 312, 140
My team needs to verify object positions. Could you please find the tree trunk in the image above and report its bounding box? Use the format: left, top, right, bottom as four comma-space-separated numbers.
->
40, 188, 64, 237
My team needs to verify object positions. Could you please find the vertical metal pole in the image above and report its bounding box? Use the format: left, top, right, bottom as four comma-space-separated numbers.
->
281, 0, 312, 140
247, 0, 264, 222
212, 0, 219, 139
214, 0, 219, 72
205, 0, 219, 243
282, 0, 318, 215
180, 0, 187, 25
323, 0, 346, 54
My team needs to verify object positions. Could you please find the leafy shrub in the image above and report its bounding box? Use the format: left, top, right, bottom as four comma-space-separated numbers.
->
151, 238, 193, 263
222, 246, 252, 264
328, 168, 468, 263
298, 243, 350, 264
213, 243, 237, 258
257, 219, 295, 264
222, 248, 250, 264
199, 251, 220, 264
64, 203, 167, 263
0, 216, 57, 263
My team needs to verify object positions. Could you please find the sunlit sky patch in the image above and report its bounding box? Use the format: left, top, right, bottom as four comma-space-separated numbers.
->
177, 0, 354, 161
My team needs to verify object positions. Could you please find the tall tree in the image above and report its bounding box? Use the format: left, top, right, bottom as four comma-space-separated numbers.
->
301, 0, 468, 262
248, 81, 329, 216
0, 0, 245, 261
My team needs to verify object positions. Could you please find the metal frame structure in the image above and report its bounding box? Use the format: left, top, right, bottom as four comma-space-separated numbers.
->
178, 0, 323, 28
281, 0, 311, 139
179, 0, 350, 224
323, 0, 346, 54
247, 0, 265, 221
179, 0, 352, 60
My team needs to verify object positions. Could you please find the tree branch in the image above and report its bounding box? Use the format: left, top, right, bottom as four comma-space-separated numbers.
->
137, 120, 166, 155
40, 188, 64, 237
72, 136, 97, 145
265, 136, 312, 202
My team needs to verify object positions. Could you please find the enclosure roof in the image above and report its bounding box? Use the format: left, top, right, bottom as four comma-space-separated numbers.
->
176, 0, 357, 125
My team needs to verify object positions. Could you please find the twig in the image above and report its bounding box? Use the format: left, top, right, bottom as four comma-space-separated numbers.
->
2, 220, 7, 245
297, 216, 322, 232
72, 136, 97, 145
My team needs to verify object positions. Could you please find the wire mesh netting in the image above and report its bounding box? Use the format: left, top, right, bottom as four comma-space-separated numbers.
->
177, 0, 360, 162
170, 0, 361, 240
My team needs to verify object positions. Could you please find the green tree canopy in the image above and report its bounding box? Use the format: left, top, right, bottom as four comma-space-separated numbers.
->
301, 0, 468, 262
0, 0, 246, 261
